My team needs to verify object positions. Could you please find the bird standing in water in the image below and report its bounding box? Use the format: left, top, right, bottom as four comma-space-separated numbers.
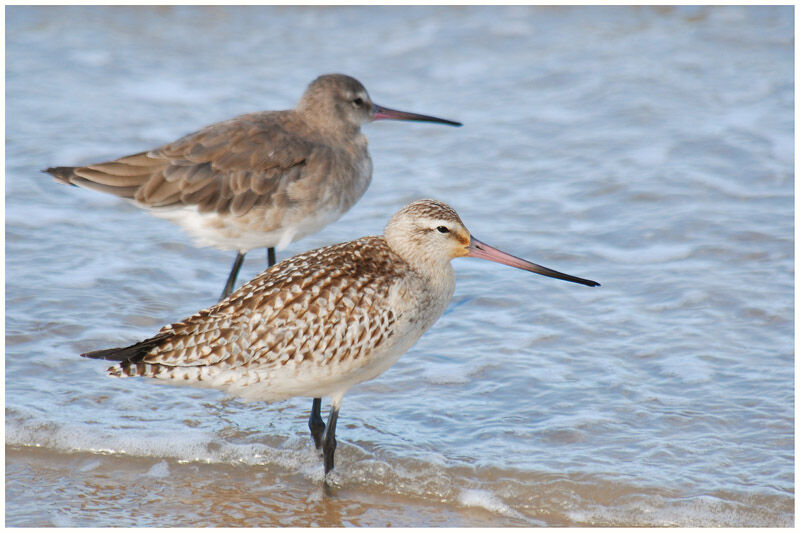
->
82, 199, 599, 475
45, 74, 461, 300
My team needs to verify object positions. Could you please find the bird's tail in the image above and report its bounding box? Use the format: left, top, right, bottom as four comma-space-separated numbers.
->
44, 166, 78, 186
82, 333, 171, 378
42, 152, 158, 200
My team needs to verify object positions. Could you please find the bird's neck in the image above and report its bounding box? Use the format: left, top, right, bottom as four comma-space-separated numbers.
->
383, 234, 455, 291
297, 106, 361, 142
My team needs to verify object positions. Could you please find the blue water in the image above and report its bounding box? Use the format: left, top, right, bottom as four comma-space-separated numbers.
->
5, 5, 794, 526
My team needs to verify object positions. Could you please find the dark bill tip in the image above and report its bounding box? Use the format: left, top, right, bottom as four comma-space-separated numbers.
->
466, 236, 600, 287
372, 104, 462, 127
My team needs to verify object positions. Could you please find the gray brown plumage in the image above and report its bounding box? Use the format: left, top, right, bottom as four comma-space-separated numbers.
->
45, 74, 461, 299
82, 199, 599, 474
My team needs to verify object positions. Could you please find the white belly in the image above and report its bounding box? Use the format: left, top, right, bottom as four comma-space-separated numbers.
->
146, 203, 346, 252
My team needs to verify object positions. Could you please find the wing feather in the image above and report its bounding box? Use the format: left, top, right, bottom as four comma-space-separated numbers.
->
50, 111, 327, 216
103, 237, 412, 375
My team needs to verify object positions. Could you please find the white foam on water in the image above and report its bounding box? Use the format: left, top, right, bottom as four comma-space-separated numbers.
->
418, 357, 487, 385
594, 242, 694, 265
145, 460, 171, 478
457, 488, 524, 519
655, 353, 715, 384
566, 494, 792, 527
5, 417, 326, 482
7, 414, 791, 526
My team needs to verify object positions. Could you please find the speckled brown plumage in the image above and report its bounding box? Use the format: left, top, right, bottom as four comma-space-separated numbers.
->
81, 199, 598, 474
98, 236, 413, 395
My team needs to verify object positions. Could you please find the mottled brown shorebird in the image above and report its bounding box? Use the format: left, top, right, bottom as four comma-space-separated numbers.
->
44, 73, 461, 300
82, 199, 599, 475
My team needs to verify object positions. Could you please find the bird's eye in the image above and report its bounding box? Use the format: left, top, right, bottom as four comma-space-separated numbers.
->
436, 226, 449, 234
352, 97, 364, 106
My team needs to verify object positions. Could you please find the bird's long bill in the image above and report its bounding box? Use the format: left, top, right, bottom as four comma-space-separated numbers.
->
372, 104, 462, 126
467, 236, 600, 287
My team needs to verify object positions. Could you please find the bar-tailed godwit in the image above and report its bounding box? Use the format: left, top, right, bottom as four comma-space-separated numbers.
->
44, 74, 461, 300
82, 199, 599, 475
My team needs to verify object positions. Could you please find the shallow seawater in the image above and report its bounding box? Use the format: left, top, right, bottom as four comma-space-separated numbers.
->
5, 5, 794, 527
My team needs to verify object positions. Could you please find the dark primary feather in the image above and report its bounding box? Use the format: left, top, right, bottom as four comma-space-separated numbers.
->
81, 333, 171, 363
44, 166, 79, 185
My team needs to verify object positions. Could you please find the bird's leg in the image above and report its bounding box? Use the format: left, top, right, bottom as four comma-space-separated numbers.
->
220, 251, 246, 301
309, 398, 326, 449
267, 247, 276, 267
323, 402, 340, 474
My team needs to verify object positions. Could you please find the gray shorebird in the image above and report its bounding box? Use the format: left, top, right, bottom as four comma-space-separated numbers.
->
44, 73, 461, 300
82, 199, 599, 475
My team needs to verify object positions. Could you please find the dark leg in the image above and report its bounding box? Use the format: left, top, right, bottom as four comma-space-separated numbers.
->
267, 247, 276, 267
309, 397, 325, 449
220, 251, 246, 301
323, 404, 340, 474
